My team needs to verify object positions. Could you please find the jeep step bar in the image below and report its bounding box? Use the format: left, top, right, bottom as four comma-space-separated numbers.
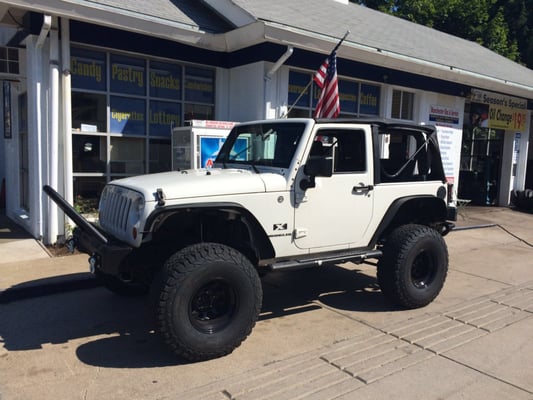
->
269, 249, 383, 271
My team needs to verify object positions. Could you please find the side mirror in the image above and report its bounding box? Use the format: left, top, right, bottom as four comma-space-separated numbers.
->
300, 156, 333, 190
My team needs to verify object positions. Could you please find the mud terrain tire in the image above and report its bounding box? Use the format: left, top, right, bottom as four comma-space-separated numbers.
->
155, 243, 262, 361
377, 224, 448, 309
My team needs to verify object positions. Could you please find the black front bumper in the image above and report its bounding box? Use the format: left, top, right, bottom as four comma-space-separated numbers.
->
72, 227, 132, 275
43, 185, 132, 275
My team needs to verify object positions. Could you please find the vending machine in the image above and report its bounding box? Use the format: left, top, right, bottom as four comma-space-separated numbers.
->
171, 120, 236, 170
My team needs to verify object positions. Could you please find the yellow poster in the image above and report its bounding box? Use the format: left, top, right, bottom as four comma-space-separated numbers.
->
470, 89, 528, 133
488, 105, 527, 131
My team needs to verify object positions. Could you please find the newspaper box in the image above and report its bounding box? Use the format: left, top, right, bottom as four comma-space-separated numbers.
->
171, 120, 236, 170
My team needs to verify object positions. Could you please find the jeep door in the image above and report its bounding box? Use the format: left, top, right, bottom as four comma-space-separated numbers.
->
293, 126, 374, 250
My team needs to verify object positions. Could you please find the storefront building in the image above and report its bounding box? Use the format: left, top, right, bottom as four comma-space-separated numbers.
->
1, 0, 532, 244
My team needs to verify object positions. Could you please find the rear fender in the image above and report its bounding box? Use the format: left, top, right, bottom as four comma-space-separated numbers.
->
370, 196, 448, 246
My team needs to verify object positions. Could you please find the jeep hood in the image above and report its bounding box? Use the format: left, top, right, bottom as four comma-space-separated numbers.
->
108, 168, 287, 202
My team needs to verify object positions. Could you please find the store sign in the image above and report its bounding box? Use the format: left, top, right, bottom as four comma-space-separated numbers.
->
436, 126, 462, 185
470, 89, 527, 132
339, 80, 358, 113
149, 100, 180, 137
150, 61, 181, 99
71, 48, 106, 91
427, 105, 462, 188
185, 67, 214, 103
288, 72, 381, 115
3, 81, 11, 139
359, 84, 380, 115
288, 71, 311, 107
110, 54, 145, 96
429, 105, 460, 125
110, 96, 145, 135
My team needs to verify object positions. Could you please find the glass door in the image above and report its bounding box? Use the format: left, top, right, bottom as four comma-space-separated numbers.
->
459, 118, 504, 205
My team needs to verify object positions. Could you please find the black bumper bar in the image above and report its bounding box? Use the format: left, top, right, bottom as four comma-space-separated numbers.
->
43, 185, 132, 275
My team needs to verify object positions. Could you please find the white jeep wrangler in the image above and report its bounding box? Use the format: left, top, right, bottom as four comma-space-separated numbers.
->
45, 118, 456, 361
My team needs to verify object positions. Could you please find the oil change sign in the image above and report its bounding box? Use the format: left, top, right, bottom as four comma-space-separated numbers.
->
470, 89, 527, 132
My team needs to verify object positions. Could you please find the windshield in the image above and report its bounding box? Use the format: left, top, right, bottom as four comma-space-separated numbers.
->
215, 122, 306, 169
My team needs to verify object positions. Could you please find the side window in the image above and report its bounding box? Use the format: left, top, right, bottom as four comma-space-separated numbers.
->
379, 130, 431, 182
312, 129, 366, 173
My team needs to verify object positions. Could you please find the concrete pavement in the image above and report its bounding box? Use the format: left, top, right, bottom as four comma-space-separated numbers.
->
0, 207, 532, 400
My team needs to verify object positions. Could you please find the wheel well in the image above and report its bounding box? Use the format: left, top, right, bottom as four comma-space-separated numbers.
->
371, 196, 447, 246
143, 206, 275, 266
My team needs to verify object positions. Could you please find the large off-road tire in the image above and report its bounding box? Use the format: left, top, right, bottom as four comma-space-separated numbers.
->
95, 269, 149, 296
155, 243, 262, 361
377, 224, 448, 309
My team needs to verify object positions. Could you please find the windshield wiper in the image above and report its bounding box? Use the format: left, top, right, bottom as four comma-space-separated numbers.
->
249, 160, 260, 174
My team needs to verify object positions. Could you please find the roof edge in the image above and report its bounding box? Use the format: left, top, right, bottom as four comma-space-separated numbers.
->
200, 0, 256, 28
261, 23, 533, 100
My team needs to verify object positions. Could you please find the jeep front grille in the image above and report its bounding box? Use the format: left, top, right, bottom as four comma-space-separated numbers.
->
99, 186, 135, 237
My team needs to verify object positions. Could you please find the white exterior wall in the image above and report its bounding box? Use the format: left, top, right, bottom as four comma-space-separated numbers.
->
227, 62, 265, 121
6, 28, 70, 244
6, 35, 51, 240
215, 67, 230, 120
264, 64, 290, 119
501, 113, 531, 205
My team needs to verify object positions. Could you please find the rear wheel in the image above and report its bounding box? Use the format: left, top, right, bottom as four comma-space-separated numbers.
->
377, 224, 448, 308
155, 243, 262, 361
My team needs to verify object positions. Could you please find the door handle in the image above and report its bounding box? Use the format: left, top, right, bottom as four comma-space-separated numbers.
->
353, 185, 374, 194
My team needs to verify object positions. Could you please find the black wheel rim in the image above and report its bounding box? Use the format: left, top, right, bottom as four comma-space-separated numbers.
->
189, 279, 237, 334
410, 250, 436, 289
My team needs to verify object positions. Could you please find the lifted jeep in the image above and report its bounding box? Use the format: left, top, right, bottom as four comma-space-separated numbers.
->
45, 118, 456, 361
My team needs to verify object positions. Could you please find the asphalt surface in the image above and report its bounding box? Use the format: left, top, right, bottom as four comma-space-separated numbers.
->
0, 207, 532, 400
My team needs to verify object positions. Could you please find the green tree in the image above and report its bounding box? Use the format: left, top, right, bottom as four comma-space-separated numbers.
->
352, 0, 532, 68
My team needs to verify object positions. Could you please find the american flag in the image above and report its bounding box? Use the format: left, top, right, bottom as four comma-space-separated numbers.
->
313, 51, 340, 118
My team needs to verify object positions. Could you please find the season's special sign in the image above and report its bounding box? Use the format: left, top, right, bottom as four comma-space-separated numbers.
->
470, 89, 528, 132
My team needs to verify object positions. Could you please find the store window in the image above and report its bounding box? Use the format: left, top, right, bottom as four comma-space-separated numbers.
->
0, 47, 19, 74
70, 46, 215, 211
287, 70, 380, 118
391, 89, 414, 120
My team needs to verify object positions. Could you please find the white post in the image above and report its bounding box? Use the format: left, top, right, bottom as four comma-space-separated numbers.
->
61, 18, 73, 207
47, 21, 60, 243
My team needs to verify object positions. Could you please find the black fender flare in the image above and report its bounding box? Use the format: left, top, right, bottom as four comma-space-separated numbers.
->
144, 202, 276, 261
369, 195, 447, 247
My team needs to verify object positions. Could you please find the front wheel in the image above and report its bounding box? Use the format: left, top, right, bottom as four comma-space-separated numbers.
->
377, 224, 448, 309
155, 243, 262, 361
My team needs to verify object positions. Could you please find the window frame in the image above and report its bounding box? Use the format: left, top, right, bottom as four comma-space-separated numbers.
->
70, 45, 216, 210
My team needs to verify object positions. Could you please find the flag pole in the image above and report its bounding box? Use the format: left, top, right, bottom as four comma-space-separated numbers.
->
332, 30, 350, 53
281, 30, 350, 118
281, 78, 313, 118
